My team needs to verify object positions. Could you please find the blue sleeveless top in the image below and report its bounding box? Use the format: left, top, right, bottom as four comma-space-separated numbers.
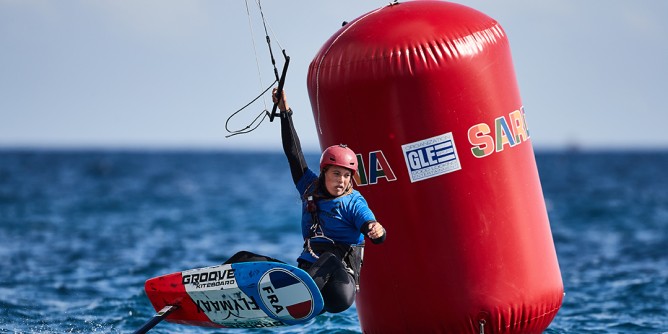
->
296, 168, 376, 263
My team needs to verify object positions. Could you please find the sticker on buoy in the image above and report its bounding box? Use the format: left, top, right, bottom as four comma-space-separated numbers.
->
402, 132, 462, 182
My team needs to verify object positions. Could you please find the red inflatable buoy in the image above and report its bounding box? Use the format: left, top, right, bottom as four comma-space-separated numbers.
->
307, 1, 563, 333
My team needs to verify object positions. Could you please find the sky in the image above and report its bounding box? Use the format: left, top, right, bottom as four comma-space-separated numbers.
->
1, 0, 667, 152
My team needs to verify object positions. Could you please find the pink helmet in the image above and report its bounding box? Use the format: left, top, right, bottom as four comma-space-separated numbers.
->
320, 144, 358, 175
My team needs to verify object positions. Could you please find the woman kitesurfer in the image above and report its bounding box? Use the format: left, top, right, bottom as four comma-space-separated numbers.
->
273, 88, 386, 313
226, 89, 386, 314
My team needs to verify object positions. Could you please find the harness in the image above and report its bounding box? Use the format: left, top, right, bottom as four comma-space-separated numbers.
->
303, 192, 364, 289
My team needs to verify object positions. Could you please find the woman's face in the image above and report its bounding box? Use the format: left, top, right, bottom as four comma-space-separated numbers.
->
324, 165, 353, 197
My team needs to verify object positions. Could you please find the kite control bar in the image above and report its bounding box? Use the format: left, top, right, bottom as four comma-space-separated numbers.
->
268, 50, 290, 122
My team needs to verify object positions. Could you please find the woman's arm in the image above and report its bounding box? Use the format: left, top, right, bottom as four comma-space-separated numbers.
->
275, 89, 308, 185
362, 221, 387, 244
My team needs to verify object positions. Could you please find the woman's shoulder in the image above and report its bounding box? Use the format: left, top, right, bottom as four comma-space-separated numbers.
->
340, 190, 375, 221
296, 168, 318, 192
349, 189, 364, 198
341, 189, 369, 205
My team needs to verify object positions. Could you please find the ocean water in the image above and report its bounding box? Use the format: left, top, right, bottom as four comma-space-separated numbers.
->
0, 150, 666, 333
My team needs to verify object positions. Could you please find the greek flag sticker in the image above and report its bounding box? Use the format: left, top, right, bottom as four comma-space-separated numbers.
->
402, 132, 462, 183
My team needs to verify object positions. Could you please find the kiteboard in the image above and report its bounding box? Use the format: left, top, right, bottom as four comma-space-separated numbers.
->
136, 261, 324, 333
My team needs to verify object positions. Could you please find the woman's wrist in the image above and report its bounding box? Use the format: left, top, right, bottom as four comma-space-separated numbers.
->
280, 108, 293, 118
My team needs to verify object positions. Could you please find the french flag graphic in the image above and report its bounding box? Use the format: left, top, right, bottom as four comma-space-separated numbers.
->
259, 269, 314, 320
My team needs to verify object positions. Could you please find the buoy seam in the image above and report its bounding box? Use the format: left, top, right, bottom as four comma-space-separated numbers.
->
503, 302, 563, 330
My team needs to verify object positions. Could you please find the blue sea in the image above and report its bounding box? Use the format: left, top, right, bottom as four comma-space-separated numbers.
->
1, 150, 666, 333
